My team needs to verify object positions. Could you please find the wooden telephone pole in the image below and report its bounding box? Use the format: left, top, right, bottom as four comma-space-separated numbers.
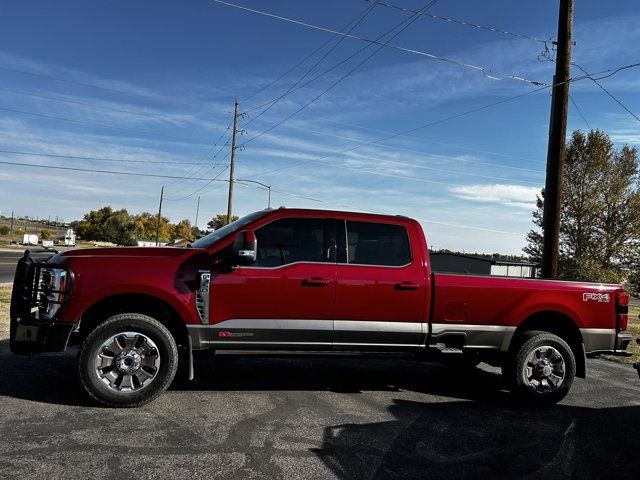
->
541, 0, 574, 278
226, 98, 239, 225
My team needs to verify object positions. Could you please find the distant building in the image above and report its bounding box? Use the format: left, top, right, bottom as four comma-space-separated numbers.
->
167, 238, 191, 247
429, 252, 537, 278
136, 240, 167, 247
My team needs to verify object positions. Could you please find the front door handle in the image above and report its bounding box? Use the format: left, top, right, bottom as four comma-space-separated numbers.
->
302, 277, 330, 287
395, 281, 420, 291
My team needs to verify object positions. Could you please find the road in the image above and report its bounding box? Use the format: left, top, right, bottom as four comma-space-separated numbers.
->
0, 249, 71, 283
0, 344, 639, 479
0, 250, 21, 283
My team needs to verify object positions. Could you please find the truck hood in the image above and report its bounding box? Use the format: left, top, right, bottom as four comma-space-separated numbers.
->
57, 246, 200, 259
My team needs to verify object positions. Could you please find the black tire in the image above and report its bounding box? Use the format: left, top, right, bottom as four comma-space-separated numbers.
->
78, 313, 178, 407
503, 331, 575, 405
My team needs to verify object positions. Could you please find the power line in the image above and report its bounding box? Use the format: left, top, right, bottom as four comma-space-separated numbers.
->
362, 0, 551, 44
573, 62, 640, 123
0, 149, 206, 166
241, 0, 426, 116
235, 180, 525, 236
247, 62, 640, 179
240, 0, 381, 131
241, 0, 442, 147
568, 94, 591, 130
241, 1, 380, 102
0, 105, 205, 144
0, 159, 232, 182
165, 123, 233, 189
248, 146, 542, 187
297, 112, 542, 163
166, 143, 231, 193
166, 164, 231, 201
252, 85, 552, 178
0, 66, 163, 102
0, 155, 526, 237
0, 86, 164, 118
211, 0, 548, 86
277, 123, 545, 173
0, 65, 218, 111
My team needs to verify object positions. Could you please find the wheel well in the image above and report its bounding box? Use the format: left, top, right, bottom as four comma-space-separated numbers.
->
77, 294, 188, 348
513, 311, 586, 378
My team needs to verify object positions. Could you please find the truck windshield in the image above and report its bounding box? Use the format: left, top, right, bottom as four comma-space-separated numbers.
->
190, 210, 271, 249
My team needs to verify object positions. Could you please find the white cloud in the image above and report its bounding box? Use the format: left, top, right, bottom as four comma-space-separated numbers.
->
449, 183, 540, 209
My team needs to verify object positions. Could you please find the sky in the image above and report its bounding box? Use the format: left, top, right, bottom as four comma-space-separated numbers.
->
0, 0, 639, 254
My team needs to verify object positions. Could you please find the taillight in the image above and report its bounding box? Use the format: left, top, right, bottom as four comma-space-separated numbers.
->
616, 292, 629, 332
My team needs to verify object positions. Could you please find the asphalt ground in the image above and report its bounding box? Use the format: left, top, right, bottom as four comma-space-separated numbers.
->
0, 250, 21, 283
0, 343, 639, 480
0, 248, 69, 283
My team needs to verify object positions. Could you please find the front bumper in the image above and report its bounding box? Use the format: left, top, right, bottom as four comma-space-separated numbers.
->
9, 250, 73, 355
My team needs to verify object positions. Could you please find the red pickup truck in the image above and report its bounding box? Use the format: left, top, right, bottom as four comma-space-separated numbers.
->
10, 208, 632, 407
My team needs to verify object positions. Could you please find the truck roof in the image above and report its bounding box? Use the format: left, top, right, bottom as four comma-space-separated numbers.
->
262, 207, 412, 223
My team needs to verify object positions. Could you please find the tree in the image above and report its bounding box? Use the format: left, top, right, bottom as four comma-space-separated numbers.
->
40, 229, 52, 240
73, 206, 136, 245
207, 214, 239, 230
0, 226, 9, 235
171, 219, 193, 240
524, 130, 640, 282
191, 226, 205, 240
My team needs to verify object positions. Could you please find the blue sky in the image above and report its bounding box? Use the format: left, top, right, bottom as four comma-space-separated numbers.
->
0, 0, 639, 254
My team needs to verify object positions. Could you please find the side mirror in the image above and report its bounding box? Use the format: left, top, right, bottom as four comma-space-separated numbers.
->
232, 230, 257, 265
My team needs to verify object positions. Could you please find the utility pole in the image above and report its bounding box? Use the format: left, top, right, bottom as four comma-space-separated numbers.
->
226, 98, 239, 225
9, 211, 14, 234
155, 185, 164, 246
194, 196, 200, 230
541, 0, 574, 278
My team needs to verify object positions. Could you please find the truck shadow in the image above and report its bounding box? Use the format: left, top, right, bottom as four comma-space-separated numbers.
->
311, 399, 640, 479
0, 342, 508, 406
1, 341, 640, 477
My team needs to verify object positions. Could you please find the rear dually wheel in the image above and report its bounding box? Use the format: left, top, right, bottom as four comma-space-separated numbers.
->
504, 331, 576, 405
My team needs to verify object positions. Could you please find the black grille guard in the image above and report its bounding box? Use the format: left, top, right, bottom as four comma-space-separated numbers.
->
9, 249, 69, 325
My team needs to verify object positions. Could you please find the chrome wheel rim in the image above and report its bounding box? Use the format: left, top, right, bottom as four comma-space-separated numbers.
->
524, 345, 565, 393
95, 331, 160, 392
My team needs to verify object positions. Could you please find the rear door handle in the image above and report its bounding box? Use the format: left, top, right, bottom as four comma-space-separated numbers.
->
302, 277, 330, 287
395, 281, 420, 291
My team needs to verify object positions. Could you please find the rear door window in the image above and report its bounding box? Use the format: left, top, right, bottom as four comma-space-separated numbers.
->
345, 221, 411, 266
254, 218, 326, 267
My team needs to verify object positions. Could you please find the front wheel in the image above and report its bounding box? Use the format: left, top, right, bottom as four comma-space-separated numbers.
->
503, 332, 576, 405
78, 313, 178, 407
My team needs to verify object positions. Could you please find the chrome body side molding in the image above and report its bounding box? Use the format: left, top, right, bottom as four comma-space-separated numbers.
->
186, 320, 618, 354
430, 323, 517, 351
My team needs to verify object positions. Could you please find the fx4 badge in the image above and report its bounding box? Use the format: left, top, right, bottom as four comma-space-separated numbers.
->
582, 293, 610, 303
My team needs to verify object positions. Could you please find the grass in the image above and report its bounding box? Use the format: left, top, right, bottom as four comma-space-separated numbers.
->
0, 285, 11, 340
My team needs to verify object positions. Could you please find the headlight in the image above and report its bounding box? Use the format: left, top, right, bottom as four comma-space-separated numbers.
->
38, 268, 69, 319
